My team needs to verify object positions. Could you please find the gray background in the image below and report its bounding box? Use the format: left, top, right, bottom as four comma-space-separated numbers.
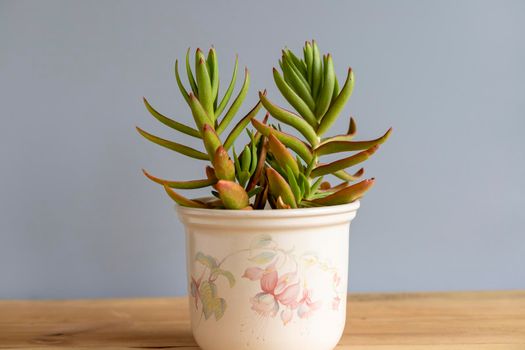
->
1, 0, 524, 299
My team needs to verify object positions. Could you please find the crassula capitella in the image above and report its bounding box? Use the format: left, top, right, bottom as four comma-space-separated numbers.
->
137, 42, 391, 209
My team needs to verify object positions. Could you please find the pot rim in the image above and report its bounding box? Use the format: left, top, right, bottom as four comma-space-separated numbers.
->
176, 199, 360, 219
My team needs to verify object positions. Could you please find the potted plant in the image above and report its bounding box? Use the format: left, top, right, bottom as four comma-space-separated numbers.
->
137, 41, 391, 350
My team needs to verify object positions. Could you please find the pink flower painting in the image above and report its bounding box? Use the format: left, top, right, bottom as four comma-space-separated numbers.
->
191, 234, 342, 326
243, 262, 323, 325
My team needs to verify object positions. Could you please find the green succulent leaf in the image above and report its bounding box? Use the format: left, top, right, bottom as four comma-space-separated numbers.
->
311, 178, 375, 205
196, 51, 214, 119
319, 116, 357, 145
314, 54, 335, 119
223, 98, 263, 150
143, 98, 200, 138
268, 133, 300, 177
259, 92, 319, 147
185, 48, 199, 96
188, 93, 213, 131
215, 55, 238, 117
311, 146, 378, 178
282, 54, 310, 90
317, 68, 355, 136
315, 128, 392, 156
311, 41, 322, 99
309, 176, 324, 195
304, 41, 314, 85
284, 49, 307, 77
249, 131, 258, 174
215, 180, 249, 209
240, 145, 251, 173
136, 127, 208, 160
298, 172, 311, 198
233, 148, 242, 179
281, 56, 315, 110
246, 136, 268, 192
334, 168, 365, 182
247, 186, 263, 198
216, 68, 250, 135
202, 124, 222, 158
273, 68, 317, 127
207, 47, 219, 104
285, 166, 302, 203
212, 146, 235, 181
332, 74, 339, 104
142, 169, 216, 189
283, 52, 310, 88
174, 60, 190, 104
251, 118, 313, 163
266, 168, 297, 208
163, 184, 208, 208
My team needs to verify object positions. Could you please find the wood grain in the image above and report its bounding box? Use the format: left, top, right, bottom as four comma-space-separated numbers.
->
1, 291, 524, 349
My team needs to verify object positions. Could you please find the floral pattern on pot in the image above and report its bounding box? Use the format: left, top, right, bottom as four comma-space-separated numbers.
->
190, 252, 235, 321
190, 234, 343, 325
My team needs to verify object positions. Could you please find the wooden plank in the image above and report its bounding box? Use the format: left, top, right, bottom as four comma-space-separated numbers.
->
0, 291, 524, 349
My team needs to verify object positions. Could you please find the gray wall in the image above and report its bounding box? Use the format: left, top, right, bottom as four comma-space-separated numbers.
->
1, 0, 524, 299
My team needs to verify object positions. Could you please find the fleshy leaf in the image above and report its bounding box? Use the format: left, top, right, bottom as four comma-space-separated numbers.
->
268, 133, 300, 177
215, 55, 238, 118
212, 146, 235, 181
281, 55, 315, 110
143, 98, 200, 138
311, 41, 322, 99
207, 47, 219, 104
188, 93, 213, 131
304, 41, 314, 84
216, 68, 250, 135
317, 68, 355, 136
312, 178, 375, 205
319, 116, 357, 145
246, 136, 268, 192
259, 92, 319, 147
311, 146, 378, 178
185, 48, 199, 96
223, 97, 263, 150
195, 51, 214, 118
334, 168, 365, 182
202, 124, 222, 158
251, 118, 313, 163
266, 168, 297, 208
142, 169, 216, 189
214, 180, 249, 209
285, 166, 301, 203
273, 68, 317, 127
163, 184, 207, 208
174, 60, 190, 104
136, 127, 208, 160
315, 54, 335, 119
315, 128, 392, 155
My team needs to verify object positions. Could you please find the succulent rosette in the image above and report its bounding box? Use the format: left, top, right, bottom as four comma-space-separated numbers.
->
138, 42, 391, 209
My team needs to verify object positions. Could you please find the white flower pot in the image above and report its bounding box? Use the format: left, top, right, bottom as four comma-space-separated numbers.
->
176, 201, 360, 350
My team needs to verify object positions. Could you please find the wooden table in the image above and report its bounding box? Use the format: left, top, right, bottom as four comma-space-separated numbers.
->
1, 291, 524, 349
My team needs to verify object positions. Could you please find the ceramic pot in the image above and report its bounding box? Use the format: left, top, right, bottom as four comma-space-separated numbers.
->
176, 201, 360, 350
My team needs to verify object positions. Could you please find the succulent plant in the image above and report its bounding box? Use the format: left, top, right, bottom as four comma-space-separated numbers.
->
252, 41, 392, 208
137, 47, 265, 209
138, 42, 391, 209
